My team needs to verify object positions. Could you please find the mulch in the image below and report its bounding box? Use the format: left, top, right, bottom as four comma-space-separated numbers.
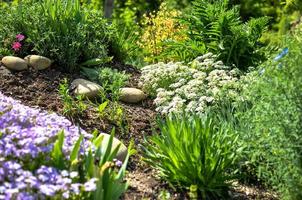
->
0, 63, 278, 200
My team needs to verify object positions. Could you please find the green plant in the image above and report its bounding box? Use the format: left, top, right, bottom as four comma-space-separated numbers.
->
142, 114, 239, 199
111, 24, 144, 67
139, 2, 187, 63
234, 31, 302, 199
139, 53, 241, 115
96, 100, 126, 127
52, 128, 133, 200
81, 67, 130, 101
0, 0, 114, 72
162, 0, 268, 70
58, 78, 87, 120
231, 0, 302, 35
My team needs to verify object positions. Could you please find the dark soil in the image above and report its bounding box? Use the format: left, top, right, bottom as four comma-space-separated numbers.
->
0, 64, 278, 200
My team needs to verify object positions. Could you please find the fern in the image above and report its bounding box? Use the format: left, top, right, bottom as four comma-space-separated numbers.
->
163, 0, 268, 70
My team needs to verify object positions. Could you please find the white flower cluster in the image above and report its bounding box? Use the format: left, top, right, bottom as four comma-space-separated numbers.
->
139, 53, 241, 115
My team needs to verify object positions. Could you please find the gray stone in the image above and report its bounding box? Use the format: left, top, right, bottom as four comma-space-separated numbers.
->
100, 133, 128, 162
24, 55, 52, 70
71, 78, 102, 98
1, 56, 28, 71
119, 87, 147, 103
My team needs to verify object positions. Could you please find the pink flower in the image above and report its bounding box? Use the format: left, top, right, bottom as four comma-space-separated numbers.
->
12, 42, 22, 51
16, 34, 25, 41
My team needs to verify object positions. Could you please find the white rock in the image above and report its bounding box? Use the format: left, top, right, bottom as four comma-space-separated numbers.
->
1, 56, 28, 71
71, 78, 102, 98
100, 133, 128, 162
24, 55, 52, 70
119, 87, 147, 103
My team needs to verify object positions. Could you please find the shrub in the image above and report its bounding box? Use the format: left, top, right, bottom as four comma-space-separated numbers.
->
161, 0, 268, 69
231, 0, 302, 34
142, 114, 239, 199
0, 0, 114, 72
110, 22, 144, 67
0, 91, 130, 199
235, 31, 302, 199
139, 53, 241, 115
139, 2, 187, 63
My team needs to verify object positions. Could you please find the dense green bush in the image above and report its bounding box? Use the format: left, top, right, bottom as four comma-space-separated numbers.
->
235, 31, 302, 199
0, 0, 116, 72
143, 114, 239, 199
231, 0, 302, 32
160, 0, 268, 70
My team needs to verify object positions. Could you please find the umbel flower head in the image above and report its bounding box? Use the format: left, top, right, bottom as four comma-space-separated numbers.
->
140, 53, 241, 115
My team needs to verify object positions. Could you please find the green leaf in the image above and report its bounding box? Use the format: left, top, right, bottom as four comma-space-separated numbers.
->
98, 101, 108, 115
70, 135, 83, 162
93, 134, 104, 148
81, 57, 113, 66
51, 130, 65, 168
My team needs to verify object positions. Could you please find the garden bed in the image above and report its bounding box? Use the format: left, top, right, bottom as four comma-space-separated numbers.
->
0, 64, 277, 200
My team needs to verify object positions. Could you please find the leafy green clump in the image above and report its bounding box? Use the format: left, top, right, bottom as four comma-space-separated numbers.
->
0, 0, 116, 72
143, 114, 240, 199
58, 78, 87, 121
236, 31, 302, 199
162, 0, 268, 70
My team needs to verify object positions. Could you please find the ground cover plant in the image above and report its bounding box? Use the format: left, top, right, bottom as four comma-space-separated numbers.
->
0, 91, 130, 199
140, 53, 241, 115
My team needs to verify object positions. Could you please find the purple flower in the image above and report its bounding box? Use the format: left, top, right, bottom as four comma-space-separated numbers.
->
0, 92, 104, 199
39, 185, 57, 196
84, 178, 97, 192
113, 159, 123, 167
71, 183, 81, 195
62, 191, 70, 199
16, 34, 25, 42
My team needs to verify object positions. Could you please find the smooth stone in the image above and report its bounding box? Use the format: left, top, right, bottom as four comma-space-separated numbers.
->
24, 55, 52, 70
119, 87, 147, 103
71, 78, 102, 98
1, 56, 28, 71
100, 133, 128, 162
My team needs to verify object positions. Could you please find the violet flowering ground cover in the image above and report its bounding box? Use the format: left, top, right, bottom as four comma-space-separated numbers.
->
0, 91, 97, 199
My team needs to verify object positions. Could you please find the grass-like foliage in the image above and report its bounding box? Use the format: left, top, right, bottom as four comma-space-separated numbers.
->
142, 114, 239, 199
163, 0, 268, 70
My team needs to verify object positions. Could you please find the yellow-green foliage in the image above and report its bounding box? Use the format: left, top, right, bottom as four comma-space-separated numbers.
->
139, 2, 187, 63
113, 0, 137, 28
80, 0, 102, 10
